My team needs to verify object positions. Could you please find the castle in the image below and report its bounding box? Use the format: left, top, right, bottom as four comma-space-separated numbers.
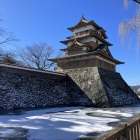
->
50, 16, 140, 107
50, 16, 124, 72
0, 17, 139, 110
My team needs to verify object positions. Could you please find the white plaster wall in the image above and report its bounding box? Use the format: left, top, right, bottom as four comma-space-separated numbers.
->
83, 47, 87, 50
73, 25, 96, 34
81, 37, 103, 44
98, 39, 103, 44
67, 41, 73, 47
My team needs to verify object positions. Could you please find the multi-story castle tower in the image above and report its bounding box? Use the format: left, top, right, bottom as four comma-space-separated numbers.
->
50, 16, 124, 72
50, 17, 139, 107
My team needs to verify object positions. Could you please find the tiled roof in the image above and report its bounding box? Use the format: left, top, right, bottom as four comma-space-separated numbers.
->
67, 16, 102, 32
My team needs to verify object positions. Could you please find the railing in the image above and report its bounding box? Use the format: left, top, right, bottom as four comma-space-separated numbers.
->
70, 31, 90, 39
70, 29, 97, 39
70, 29, 100, 40
95, 114, 140, 140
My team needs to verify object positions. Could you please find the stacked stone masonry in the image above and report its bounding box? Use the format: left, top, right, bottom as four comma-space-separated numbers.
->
0, 64, 139, 110
0, 65, 92, 110
64, 67, 140, 107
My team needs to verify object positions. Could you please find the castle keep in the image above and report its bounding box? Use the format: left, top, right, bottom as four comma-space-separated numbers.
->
50, 16, 140, 107
50, 16, 124, 72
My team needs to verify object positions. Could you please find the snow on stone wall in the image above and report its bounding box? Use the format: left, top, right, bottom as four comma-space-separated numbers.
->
0, 71, 70, 110
1, 65, 139, 110
64, 67, 140, 107
0, 70, 93, 110
98, 68, 140, 107
64, 67, 110, 107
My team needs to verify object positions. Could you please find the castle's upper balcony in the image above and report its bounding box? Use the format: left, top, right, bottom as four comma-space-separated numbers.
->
70, 29, 92, 39
69, 29, 103, 40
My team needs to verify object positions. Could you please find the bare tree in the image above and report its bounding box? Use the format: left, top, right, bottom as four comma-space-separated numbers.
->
1, 53, 16, 64
0, 49, 21, 65
124, 0, 140, 8
0, 19, 18, 47
119, 0, 140, 53
18, 43, 54, 70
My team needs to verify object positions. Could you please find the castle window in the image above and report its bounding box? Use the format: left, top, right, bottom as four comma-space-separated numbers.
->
98, 32, 101, 37
62, 63, 65, 68
112, 65, 114, 69
77, 61, 78, 66
69, 62, 71, 66
100, 60, 102, 65
108, 63, 110, 68
96, 40, 98, 44
86, 59, 89, 65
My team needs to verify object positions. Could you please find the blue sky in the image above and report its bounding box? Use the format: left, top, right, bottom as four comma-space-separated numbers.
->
0, 0, 139, 85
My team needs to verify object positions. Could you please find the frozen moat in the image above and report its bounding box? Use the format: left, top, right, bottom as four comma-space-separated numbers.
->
1, 104, 140, 140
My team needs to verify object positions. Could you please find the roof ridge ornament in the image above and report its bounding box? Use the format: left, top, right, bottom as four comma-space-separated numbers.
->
81, 14, 85, 19
81, 14, 87, 21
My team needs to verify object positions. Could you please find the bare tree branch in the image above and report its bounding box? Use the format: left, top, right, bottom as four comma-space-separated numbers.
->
0, 33, 18, 47
119, 0, 140, 54
0, 49, 22, 65
0, 18, 18, 47
18, 43, 55, 70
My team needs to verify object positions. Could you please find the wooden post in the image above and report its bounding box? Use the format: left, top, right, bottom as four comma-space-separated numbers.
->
117, 122, 130, 140
124, 124, 130, 140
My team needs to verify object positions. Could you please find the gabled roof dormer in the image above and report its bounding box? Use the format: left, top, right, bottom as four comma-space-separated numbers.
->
60, 39, 92, 52
67, 16, 89, 32
96, 28, 108, 39
93, 44, 113, 58
67, 16, 101, 33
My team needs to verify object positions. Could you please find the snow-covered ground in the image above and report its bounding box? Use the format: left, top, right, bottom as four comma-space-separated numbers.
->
1, 104, 140, 140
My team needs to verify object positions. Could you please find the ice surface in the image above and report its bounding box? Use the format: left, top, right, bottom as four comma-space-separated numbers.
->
0, 105, 139, 140
0, 129, 15, 137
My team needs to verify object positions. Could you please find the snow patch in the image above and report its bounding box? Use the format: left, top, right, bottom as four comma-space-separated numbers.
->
0, 106, 136, 140
0, 129, 15, 137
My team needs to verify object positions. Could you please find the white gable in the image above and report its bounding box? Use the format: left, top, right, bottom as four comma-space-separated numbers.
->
73, 25, 96, 34
81, 37, 103, 44
67, 41, 73, 47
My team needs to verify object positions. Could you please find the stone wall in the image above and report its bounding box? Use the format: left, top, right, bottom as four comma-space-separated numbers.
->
0, 63, 65, 80
0, 64, 139, 109
0, 71, 69, 110
65, 76, 93, 106
98, 68, 140, 107
0, 64, 93, 110
64, 67, 140, 107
